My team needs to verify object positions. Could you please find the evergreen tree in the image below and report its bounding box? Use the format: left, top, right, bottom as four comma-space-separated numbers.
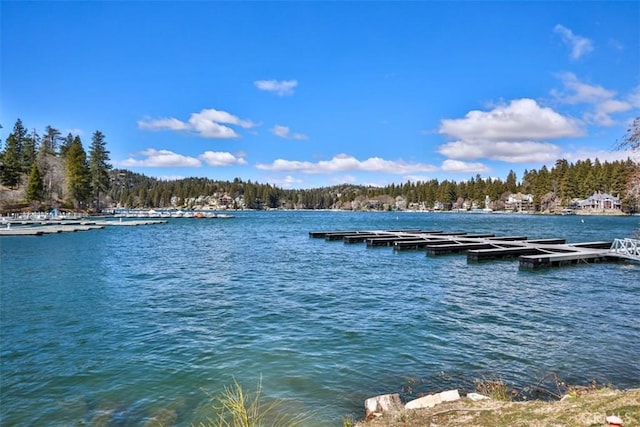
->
552, 159, 569, 203
88, 130, 112, 212
65, 136, 91, 209
138, 187, 149, 207
505, 170, 518, 193
22, 129, 40, 174
41, 126, 61, 155
1, 138, 22, 188
1, 119, 28, 188
59, 133, 74, 158
244, 183, 257, 209
26, 163, 44, 203
126, 192, 135, 208
576, 159, 593, 197
562, 166, 578, 203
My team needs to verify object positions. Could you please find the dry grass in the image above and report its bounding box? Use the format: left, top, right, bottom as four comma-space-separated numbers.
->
354, 388, 640, 427
197, 378, 311, 427
473, 379, 516, 401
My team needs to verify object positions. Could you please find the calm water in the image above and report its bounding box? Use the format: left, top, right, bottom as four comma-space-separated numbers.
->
1, 211, 639, 426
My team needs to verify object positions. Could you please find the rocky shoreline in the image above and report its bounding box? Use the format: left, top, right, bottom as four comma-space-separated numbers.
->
353, 388, 640, 427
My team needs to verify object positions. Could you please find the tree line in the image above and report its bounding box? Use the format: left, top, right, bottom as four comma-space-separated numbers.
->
1, 118, 639, 214
0, 119, 112, 212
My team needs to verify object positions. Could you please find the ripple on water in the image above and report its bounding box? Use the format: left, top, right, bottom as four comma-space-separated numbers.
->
1, 212, 639, 426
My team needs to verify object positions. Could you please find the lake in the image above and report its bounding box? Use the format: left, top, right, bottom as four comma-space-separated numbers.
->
1, 211, 639, 426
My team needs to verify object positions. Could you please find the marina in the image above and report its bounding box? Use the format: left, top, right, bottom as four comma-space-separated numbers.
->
0, 211, 235, 236
0, 219, 167, 236
1, 211, 638, 426
310, 228, 640, 268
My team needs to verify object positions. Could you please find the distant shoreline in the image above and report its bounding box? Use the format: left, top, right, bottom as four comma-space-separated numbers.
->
1, 207, 635, 219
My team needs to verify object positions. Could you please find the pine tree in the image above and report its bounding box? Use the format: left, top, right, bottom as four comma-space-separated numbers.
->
65, 136, 91, 209
41, 126, 61, 155
244, 183, 257, 209
88, 130, 112, 212
552, 159, 569, 203
26, 163, 44, 203
1, 138, 21, 188
59, 133, 74, 158
22, 129, 39, 174
1, 119, 28, 188
505, 170, 518, 193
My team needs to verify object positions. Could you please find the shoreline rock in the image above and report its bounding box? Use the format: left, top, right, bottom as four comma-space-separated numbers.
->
355, 388, 640, 427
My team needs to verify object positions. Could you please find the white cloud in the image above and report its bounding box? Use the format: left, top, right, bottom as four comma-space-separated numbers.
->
330, 175, 357, 185
585, 99, 633, 126
121, 149, 202, 167
439, 98, 583, 142
554, 24, 594, 60
562, 148, 639, 164
121, 149, 249, 168
627, 85, 640, 108
199, 151, 247, 166
597, 99, 631, 115
264, 175, 305, 189
437, 99, 580, 164
254, 79, 298, 96
552, 73, 634, 126
137, 117, 189, 132
187, 119, 238, 138
552, 72, 615, 105
137, 108, 256, 138
405, 175, 433, 183
191, 109, 255, 129
271, 125, 308, 140
256, 153, 438, 174
441, 159, 491, 173
438, 140, 563, 163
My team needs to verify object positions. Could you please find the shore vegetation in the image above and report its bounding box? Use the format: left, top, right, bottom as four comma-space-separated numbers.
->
196, 378, 311, 427
353, 387, 640, 427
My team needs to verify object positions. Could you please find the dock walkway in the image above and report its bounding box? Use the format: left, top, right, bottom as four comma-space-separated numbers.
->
310, 229, 639, 269
0, 219, 167, 237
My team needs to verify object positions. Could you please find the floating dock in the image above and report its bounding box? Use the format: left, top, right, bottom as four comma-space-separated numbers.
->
0, 219, 167, 237
310, 229, 639, 269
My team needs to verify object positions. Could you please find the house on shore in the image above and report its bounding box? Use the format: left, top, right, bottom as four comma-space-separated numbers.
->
579, 191, 622, 211
504, 193, 534, 213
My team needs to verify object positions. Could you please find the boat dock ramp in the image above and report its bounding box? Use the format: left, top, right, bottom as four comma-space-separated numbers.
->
0, 219, 167, 236
309, 229, 640, 269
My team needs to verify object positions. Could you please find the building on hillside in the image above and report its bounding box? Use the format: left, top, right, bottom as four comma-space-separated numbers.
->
579, 191, 621, 211
504, 193, 534, 212
217, 194, 234, 209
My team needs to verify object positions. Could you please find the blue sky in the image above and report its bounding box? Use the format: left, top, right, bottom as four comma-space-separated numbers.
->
2, 1, 639, 189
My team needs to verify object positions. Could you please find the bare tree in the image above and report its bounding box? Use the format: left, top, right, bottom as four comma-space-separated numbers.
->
619, 117, 639, 151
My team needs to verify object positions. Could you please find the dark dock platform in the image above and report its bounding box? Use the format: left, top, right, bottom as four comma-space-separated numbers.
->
309, 228, 638, 269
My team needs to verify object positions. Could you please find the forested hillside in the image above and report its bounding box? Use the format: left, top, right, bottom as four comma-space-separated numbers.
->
1, 118, 639, 214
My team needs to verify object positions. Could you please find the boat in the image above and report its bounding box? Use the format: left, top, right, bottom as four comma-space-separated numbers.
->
213, 213, 235, 219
